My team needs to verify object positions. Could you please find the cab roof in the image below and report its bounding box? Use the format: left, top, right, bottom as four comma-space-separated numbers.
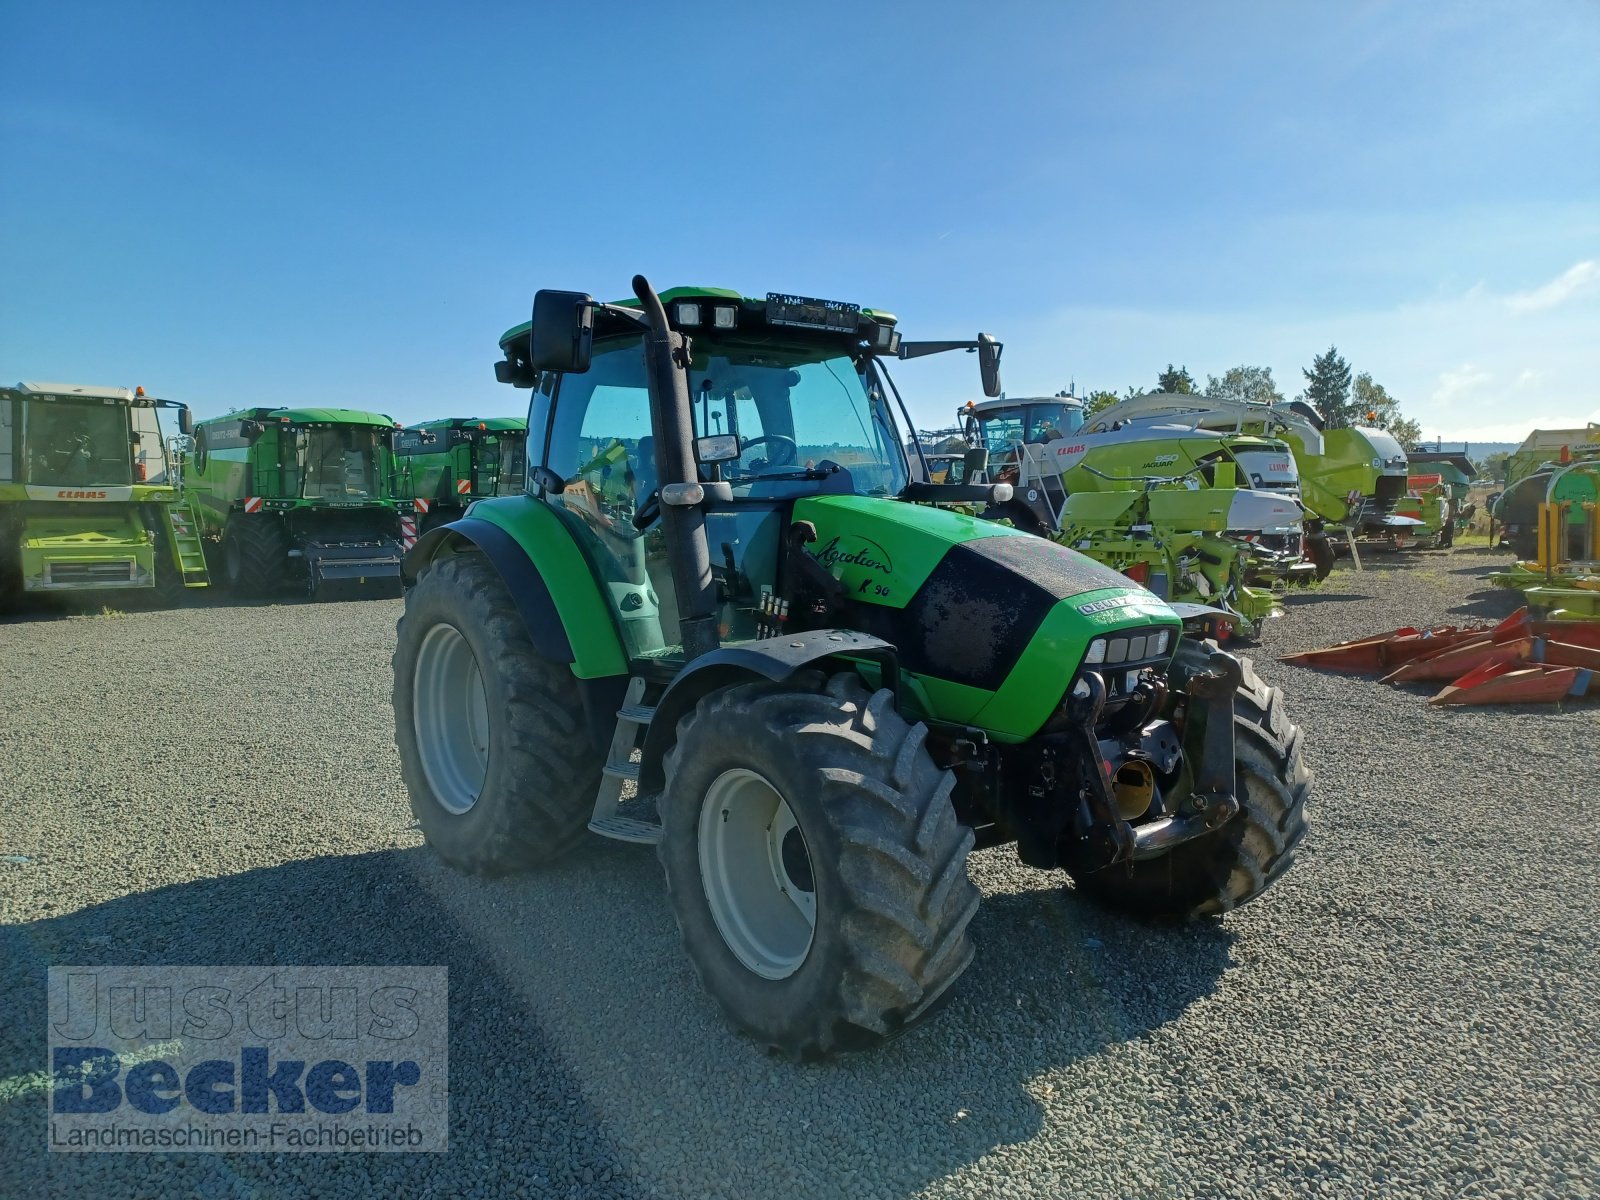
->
408, 416, 528, 433
8, 381, 137, 401
969, 396, 1086, 415
499, 286, 897, 351
201, 406, 399, 427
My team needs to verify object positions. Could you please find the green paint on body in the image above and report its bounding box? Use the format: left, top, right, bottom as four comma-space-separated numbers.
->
463, 495, 630, 679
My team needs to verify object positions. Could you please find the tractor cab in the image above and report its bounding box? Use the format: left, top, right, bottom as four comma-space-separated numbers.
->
526, 317, 913, 658
963, 396, 1087, 472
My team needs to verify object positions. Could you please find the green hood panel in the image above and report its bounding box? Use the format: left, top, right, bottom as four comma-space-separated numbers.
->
792, 494, 1020, 609
793, 494, 1177, 739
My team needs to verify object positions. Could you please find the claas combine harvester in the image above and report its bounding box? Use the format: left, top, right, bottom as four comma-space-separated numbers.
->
0, 381, 209, 607
391, 277, 1310, 1058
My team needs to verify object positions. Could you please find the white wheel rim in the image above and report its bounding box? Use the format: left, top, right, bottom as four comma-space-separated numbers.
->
412, 623, 490, 814
698, 768, 816, 980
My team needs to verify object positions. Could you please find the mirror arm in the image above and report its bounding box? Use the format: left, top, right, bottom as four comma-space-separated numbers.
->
896, 340, 982, 360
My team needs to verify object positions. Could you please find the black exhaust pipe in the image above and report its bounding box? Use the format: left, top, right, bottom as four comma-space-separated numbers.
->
632, 274, 720, 661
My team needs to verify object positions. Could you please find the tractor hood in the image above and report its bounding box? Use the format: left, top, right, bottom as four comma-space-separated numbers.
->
791, 495, 1179, 741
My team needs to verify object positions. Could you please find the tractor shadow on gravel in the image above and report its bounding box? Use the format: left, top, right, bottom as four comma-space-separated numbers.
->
2, 844, 1235, 1198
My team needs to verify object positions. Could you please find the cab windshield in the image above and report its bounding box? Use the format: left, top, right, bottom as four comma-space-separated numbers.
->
975, 401, 1085, 457
24, 400, 133, 486
287, 426, 383, 499
541, 337, 908, 517
483, 433, 528, 496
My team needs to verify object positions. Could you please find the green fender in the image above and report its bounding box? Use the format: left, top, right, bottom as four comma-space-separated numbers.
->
404, 496, 629, 679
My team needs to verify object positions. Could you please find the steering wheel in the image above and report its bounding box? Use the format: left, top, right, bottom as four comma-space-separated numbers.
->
740, 434, 799, 469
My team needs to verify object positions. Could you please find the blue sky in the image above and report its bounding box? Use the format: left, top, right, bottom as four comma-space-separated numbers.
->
3, 2, 1597, 442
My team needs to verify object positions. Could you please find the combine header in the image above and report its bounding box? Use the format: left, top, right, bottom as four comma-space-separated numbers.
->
1282, 607, 1600, 705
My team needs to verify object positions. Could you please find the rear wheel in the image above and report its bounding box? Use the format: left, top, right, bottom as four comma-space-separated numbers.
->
1072, 641, 1311, 918
393, 553, 601, 873
222, 515, 289, 596
658, 674, 979, 1059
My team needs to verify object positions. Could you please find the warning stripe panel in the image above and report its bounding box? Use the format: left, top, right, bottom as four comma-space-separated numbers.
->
456, 479, 472, 494
243, 496, 263, 514
415, 497, 430, 513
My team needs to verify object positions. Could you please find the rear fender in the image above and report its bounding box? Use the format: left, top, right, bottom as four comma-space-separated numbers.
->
637, 630, 899, 793
404, 514, 629, 676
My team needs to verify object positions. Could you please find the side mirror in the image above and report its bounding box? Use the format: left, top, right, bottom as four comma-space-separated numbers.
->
963, 446, 990, 483
530, 290, 596, 373
177, 406, 194, 436
695, 434, 742, 464
978, 333, 1003, 398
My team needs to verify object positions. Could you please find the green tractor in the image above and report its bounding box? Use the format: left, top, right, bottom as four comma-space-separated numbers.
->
395, 416, 529, 531
0, 382, 209, 607
185, 406, 417, 599
392, 279, 1311, 1058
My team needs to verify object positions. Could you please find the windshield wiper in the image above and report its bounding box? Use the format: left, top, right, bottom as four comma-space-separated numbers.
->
746, 463, 842, 482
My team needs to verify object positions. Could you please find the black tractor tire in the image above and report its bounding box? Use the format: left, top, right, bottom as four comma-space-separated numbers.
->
392, 553, 601, 873
149, 551, 189, 609
1072, 641, 1311, 919
658, 673, 980, 1059
1305, 533, 1335, 581
221, 515, 289, 596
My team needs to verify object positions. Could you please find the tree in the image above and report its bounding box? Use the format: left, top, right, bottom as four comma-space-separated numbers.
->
1156, 364, 1197, 394
1083, 389, 1122, 416
1350, 373, 1421, 447
1477, 450, 1511, 483
1205, 365, 1284, 406
1300, 346, 1353, 427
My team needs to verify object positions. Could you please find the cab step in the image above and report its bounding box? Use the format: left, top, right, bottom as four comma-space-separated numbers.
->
165, 500, 212, 587
588, 677, 664, 844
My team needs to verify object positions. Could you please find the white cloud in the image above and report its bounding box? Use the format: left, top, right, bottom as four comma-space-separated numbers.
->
1432, 363, 1492, 406
1506, 259, 1598, 312
1428, 410, 1600, 443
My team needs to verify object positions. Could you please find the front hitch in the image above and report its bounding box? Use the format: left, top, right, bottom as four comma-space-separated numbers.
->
1129, 648, 1244, 859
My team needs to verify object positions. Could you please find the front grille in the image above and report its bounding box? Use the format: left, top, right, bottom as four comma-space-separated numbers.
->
1085, 624, 1174, 669
49, 562, 135, 584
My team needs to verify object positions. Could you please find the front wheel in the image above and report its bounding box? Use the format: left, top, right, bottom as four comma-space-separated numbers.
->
221, 514, 289, 596
658, 674, 979, 1059
1305, 533, 1335, 581
1072, 642, 1311, 918
393, 553, 602, 872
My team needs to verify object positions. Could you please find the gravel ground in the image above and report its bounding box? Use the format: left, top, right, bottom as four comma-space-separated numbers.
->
1, 545, 1595, 1199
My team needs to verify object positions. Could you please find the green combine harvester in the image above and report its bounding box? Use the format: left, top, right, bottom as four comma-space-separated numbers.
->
392, 278, 1311, 1058
185, 406, 416, 599
1493, 427, 1600, 559
0, 381, 209, 607
1082, 393, 1421, 561
395, 416, 529, 531
950, 395, 1311, 634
